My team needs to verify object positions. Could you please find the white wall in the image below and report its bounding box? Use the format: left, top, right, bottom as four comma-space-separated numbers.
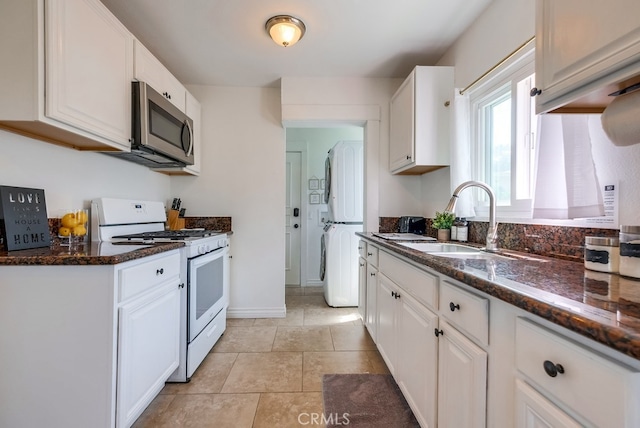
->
286, 127, 364, 287
0, 129, 169, 218
170, 85, 286, 318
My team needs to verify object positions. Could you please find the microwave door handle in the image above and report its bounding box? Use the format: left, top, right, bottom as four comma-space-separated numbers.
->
183, 120, 194, 156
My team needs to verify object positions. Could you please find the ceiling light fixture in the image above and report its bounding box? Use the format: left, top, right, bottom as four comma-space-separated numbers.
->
265, 15, 306, 47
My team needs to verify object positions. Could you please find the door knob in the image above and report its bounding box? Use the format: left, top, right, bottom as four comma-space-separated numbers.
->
294, 224, 299, 228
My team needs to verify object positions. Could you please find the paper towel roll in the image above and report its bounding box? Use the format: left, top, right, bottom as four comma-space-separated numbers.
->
601, 89, 640, 146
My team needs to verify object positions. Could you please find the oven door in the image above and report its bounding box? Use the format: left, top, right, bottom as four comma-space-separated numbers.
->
188, 245, 226, 342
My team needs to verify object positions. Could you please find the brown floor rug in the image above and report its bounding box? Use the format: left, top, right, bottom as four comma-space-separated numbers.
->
322, 373, 420, 428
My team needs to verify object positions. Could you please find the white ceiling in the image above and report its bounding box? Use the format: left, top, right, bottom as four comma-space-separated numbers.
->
100, 0, 493, 88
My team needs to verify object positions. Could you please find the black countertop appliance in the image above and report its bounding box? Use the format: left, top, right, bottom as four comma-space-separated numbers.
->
398, 216, 426, 235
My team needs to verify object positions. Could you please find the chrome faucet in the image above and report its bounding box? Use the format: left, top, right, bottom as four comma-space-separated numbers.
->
445, 180, 499, 252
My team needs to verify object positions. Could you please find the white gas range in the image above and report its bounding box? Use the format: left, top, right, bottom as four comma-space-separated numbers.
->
92, 198, 229, 382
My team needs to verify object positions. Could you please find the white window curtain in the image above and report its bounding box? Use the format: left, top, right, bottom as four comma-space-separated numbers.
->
532, 114, 604, 219
449, 89, 476, 218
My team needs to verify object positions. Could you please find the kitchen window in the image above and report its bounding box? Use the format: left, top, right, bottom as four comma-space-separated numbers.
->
468, 46, 536, 219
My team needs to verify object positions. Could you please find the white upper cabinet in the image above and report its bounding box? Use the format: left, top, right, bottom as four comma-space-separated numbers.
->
134, 40, 187, 111
533, 0, 640, 113
0, 0, 133, 151
389, 66, 453, 175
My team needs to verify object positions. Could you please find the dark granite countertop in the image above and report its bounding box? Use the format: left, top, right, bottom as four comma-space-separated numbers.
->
358, 232, 640, 361
0, 241, 185, 266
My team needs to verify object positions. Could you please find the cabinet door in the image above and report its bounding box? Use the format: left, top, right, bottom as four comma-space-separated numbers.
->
390, 66, 453, 174
535, 0, 640, 113
134, 40, 186, 111
45, 0, 133, 149
437, 319, 487, 428
358, 257, 367, 321
117, 282, 180, 428
183, 91, 201, 174
515, 379, 582, 428
389, 72, 415, 172
397, 293, 438, 428
376, 274, 398, 374
365, 264, 378, 341
358, 240, 367, 259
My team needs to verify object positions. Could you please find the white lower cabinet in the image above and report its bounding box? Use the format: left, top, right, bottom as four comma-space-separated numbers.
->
515, 379, 582, 428
376, 273, 399, 373
0, 250, 181, 428
365, 264, 378, 340
376, 272, 438, 428
360, 241, 379, 341
437, 319, 487, 428
358, 256, 367, 321
515, 317, 640, 427
117, 280, 180, 428
397, 290, 439, 428
363, 239, 640, 428
371, 247, 490, 428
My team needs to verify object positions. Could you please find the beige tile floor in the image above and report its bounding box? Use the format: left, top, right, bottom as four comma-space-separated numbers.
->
133, 286, 389, 428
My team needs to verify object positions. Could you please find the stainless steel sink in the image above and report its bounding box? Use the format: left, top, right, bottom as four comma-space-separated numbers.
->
398, 242, 510, 260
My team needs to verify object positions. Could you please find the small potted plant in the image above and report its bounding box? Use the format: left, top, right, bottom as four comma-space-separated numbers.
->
432, 211, 455, 241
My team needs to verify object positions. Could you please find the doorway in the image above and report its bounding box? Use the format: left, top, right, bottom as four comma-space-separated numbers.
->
285, 127, 364, 289
285, 151, 302, 286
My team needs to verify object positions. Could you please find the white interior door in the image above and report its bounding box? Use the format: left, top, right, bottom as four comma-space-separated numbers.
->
285, 152, 302, 286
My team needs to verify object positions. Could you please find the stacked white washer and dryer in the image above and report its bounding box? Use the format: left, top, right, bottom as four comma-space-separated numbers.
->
320, 140, 363, 307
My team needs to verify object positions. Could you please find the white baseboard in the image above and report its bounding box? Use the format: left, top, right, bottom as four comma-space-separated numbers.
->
227, 306, 286, 319
304, 280, 324, 287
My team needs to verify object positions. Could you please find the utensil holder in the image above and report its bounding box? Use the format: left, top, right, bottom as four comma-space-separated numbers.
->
167, 209, 185, 230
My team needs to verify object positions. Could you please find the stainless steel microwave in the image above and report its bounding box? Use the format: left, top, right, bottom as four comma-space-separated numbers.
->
121, 81, 194, 167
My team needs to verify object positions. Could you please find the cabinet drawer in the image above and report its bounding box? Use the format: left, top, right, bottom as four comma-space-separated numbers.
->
366, 245, 379, 267
358, 240, 367, 259
379, 251, 438, 310
119, 252, 181, 302
515, 318, 640, 428
439, 281, 488, 345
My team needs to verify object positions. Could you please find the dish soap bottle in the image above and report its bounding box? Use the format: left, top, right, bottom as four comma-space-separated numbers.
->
457, 218, 468, 242
451, 217, 459, 241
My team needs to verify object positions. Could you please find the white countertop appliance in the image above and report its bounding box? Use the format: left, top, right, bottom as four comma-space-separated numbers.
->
92, 198, 229, 382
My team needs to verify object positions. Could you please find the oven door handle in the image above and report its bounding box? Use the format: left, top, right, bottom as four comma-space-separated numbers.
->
189, 245, 227, 266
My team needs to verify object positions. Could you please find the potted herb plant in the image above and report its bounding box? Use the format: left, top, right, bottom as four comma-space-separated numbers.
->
432, 211, 455, 241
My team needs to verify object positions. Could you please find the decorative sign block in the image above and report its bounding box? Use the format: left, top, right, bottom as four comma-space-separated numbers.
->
0, 186, 51, 251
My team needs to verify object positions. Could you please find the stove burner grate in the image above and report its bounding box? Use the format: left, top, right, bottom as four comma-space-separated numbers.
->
113, 229, 222, 241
